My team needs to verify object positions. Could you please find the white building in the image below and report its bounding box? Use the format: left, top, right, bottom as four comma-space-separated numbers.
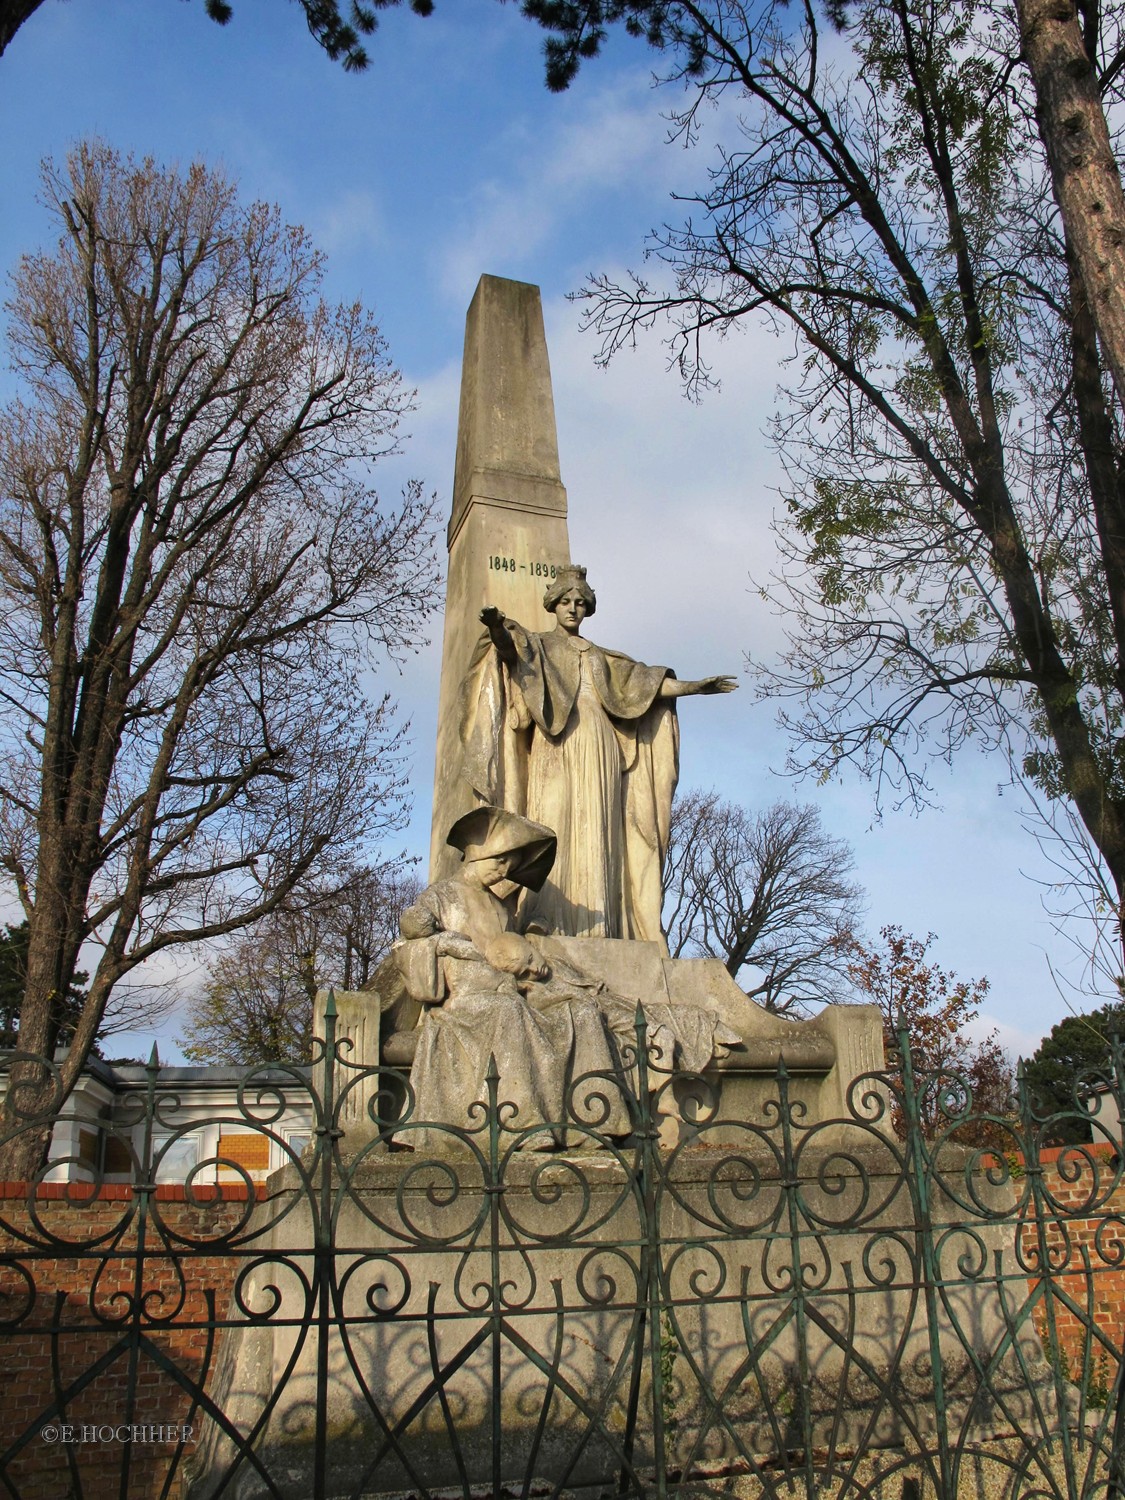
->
1089, 1079, 1124, 1148
1, 1053, 315, 1185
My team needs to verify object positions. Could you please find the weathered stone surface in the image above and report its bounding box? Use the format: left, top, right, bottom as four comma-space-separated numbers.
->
398, 816, 692, 1149
185, 1146, 1055, 1499
467, 568, 737, 946
431, 279, 737, 946
430, 276, 571, 879
348, 921, 885, 1152
531, 941, 885, 1149
312, 988, 402, 1143
184, 262, 1022, 1500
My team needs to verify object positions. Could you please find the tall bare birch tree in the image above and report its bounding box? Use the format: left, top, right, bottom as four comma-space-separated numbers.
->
0, 143, 436, 1176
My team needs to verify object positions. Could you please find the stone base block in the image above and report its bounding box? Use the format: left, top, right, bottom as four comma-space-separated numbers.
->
185, 1142, 1054, 1499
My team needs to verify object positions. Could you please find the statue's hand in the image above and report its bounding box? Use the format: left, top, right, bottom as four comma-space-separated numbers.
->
479, 605, 518, 664
697, 675, 739, 695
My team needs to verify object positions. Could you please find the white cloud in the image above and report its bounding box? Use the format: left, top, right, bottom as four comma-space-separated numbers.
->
541, 288, 789, 674
433, 75, 694, 301
967, 1012, 1045, 1065
310, 187, 385, 260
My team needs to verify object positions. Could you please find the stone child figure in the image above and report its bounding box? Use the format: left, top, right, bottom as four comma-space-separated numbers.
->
460, 564, 736, 948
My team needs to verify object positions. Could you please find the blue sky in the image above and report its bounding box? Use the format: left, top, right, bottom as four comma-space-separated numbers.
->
0, 0, 1080, 1059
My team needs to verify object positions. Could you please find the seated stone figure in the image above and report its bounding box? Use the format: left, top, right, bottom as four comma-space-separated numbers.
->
390, 805, 738, 1151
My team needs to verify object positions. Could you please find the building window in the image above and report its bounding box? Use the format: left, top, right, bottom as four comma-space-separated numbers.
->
102, 1133, 134, 1175
153, 1133, 200, 1184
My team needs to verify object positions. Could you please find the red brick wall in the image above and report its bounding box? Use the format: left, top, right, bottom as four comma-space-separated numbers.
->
0, 1183, 259, 1500
1017, 1143, 1125, 1380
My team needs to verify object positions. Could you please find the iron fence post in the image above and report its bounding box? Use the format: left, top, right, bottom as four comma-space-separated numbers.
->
635, 1006, 668, 1500
485, 1051, 504, 1500
1108, 1035, 1125, 1500
776, 1057, 817, 1498
313, 988, 339, 1500
1017, 1054, 1082, 1500
897, 1017, 955, 1500
116, 1042, 161, 1500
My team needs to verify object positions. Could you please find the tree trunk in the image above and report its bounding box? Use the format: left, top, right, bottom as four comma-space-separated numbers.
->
0, 940, 90, 1182
0, 0, 46, 56
0, 1079, 57, 1183
1017, 0, 1125, 412
0, 837, 111, 1181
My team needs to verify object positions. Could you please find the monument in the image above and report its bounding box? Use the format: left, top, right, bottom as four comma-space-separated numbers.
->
377, 273, 877, 1138
185, 278, 1049, 1500
430, 275, 571, 880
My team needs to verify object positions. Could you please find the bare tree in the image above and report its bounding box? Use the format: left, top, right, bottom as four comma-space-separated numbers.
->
319, 861, 424, 990
180, 861, 422, 1064
515, 1, 1125, 431
180, 918, 319, 1066
517, 0, 1125, 968
664, 792, 864, 1014
0, 142, 436, 1176
10, 0, 1125, 419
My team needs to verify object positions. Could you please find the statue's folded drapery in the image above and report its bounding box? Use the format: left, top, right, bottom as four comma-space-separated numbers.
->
459, 621, 679, 946
391, 875, 739, 1151
393, 875, 631, 1149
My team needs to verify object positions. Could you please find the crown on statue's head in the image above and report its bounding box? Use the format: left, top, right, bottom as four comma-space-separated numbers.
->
543, 564, 596, 617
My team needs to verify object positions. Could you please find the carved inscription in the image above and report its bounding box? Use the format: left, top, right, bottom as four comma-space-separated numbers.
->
487, 556, 561, 578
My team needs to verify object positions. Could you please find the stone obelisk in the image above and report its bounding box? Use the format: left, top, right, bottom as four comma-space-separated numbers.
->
429, 276, 571, 877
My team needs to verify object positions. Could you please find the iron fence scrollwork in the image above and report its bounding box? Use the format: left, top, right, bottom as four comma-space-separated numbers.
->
0, 1003, 1123, 1498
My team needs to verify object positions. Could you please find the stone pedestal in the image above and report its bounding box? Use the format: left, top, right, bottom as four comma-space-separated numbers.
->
310, 988, 403, 1147
185, 1138, 1055, 1500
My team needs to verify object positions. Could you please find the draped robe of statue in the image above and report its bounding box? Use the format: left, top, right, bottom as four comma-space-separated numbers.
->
459, 622, 679, 946
395, 874, 626, 1149
393, 868, 740, 1150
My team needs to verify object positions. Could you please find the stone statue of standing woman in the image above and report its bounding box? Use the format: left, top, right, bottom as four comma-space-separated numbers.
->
459, 564, 736, 949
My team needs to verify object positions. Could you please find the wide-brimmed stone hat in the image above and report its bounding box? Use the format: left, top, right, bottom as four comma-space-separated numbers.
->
446, 805, 557, 891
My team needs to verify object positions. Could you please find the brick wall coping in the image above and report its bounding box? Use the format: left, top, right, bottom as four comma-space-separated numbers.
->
1009, 1142, 1121, 1167
0, 1181, 263, 1202
0, 1144, 1117, 1202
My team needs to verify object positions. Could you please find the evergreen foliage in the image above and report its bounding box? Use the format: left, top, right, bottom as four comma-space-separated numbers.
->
0, 922, 87, 1052
1024, 1001, 1125, 1143
0, 0, 437, 67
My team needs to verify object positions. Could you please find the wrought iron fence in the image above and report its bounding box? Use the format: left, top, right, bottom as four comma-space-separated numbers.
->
0, 1003, 1123, 1500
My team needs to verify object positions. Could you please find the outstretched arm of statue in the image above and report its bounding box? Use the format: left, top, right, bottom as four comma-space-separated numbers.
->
659, 674, 739, 699
479, 605, 518, 665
